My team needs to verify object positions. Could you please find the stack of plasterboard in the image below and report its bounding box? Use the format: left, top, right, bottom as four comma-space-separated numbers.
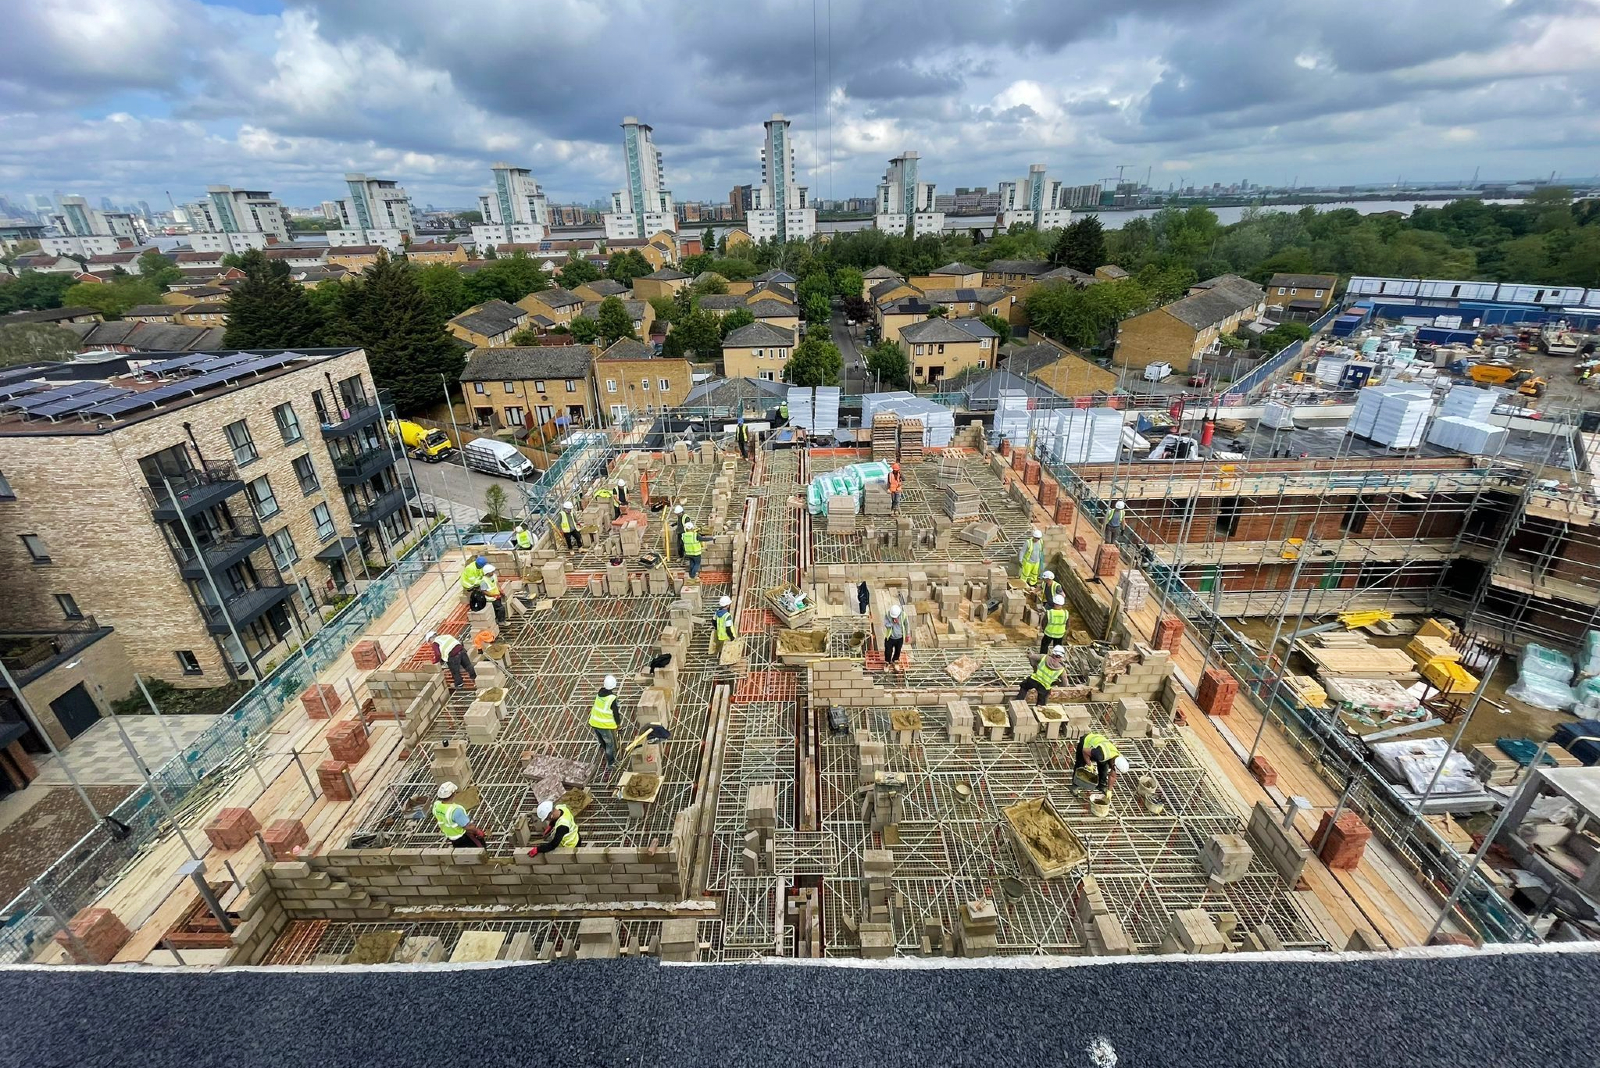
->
1440, 385, 1499, 420
813, 387, 841, 435
1047, 408, 1122, 464
1425, 415, 1508, 455
788, 387, 813, 430
993, 389, 1033, 446
1347, 385, 1429, 447
863, 391, 955, 447
1261, 400, 1295, 430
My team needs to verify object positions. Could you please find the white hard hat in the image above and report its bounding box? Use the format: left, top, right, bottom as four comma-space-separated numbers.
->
1042, 570, 1054, 580
536, 800, 554, 821
1115, 499, 1126, 509
1051, 645, 1066, 658
436, 781, 457, 800
617, 478, 626, 486
1032, 529, 1042, 538
514, 523, 526, 531
483, 564, 497, 575
684, 520, 695, 530
1053, 594, 1065, 606
719, 595, 732, 607
890, 605, 902, 617
1113, 756, 1130, 773
562, 499, 574, 508
425, 630, 438, 642
674, 504, 684, 514
603, 674, 618, 689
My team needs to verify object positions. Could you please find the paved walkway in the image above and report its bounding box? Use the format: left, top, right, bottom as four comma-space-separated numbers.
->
32, 714, 218, 787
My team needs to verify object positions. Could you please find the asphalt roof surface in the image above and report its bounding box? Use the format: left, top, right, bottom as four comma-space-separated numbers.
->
5, 948, 1597, 1068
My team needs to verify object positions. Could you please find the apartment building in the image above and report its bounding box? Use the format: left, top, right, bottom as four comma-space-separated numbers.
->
603, 117, 678, 240
1115, 275, 1265, 373
517, 287, 586, 330
328, 174, 416, 249
595, 338, 693, 421
748, 114, 816, 242
918, 287, 1011, 321
728, 184, 754, 220
1265, 273, 1339, 320
182, 187, 291, 253
447, 299, 529, 348
632, 268, 691, 303
997, 165, 1072, 230
472, 163, 552, 253
459, 346, 596, 430
899, 317, 998, 385
721, 322, 795, 380
40, 195, 143, 258
0, 348, 412, 685
874, 151, 944, 236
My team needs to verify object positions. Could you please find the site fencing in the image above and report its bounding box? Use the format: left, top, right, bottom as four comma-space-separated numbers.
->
1230, 304, 1345, 398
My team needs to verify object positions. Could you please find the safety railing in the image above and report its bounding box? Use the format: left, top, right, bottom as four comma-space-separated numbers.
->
0, 519, 465, 964
1230, 304, 1345, 398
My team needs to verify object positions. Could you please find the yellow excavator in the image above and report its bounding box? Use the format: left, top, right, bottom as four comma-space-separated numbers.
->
1463, 362, 1546, 397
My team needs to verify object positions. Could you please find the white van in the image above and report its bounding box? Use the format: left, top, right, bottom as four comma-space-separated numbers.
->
462, 438, 536, 480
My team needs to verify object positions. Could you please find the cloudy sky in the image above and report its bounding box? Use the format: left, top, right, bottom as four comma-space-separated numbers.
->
5, 0, 1600, 210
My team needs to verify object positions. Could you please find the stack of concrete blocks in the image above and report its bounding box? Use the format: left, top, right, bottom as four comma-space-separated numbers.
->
464, 683, 507, 746
1246, 801, 1313, 886
657, 918, 700, 962
1163, 909, 1228, 954
647, 564, 672, 596
576, 918, 621, 959
859, 849, 897, 959
826, 495, 858, 535
1240, 925, 1287, 953
856, 730, 885, 789
1076, 875, 1131, 956
863, 771, 907, 844
1199, 833, 1255, 888
1008, 700, 1040, 743
698, 441, 714, 465
367, 668, 447, 752
1113, 697, 1152, 739
468, 601, 499, 643
943, 481, 982, 521
1001, 589, 1025, 627
946, 699, 974, 744
1095, 643, 1172, 704
431, 739, 474, 792
541, 560, 569, 598
671, 441, 691, 465
956, 899, 999, 958
1117, 569, 1149, 611
742, 784, 777, 876
863, 481, 892, 516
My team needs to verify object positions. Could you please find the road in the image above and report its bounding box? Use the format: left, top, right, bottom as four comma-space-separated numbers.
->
406, 455, 530, 525
830, 307, 868, 393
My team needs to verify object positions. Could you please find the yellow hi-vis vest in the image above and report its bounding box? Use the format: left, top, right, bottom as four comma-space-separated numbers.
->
481, 576, 500, 599
459, 563, 483, 590
515, 529, 533, 549
589, 691, 618, 730
435, 634, 461, 660
433, 800, 468, 839
551, 804, 580, 848
1031, 660, 1064, 688
1043, 579, 1063, 605
1082, 732, 1120, 763
557, 509, 576, 532
681, 529, 703, 557
715, 609, 736, 642
1020, 539, 1043, 565
592, 484, 614, 500
1045, 608, 1069, 638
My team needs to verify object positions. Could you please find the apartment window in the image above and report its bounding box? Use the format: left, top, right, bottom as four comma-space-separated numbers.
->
273, 402, 302, 444
267, 528, 299, 568
565, 379, 577, 393
225, 419, 258, 466
175, 650, 203, 676
501, 381, 515, 394
978, 360, 988, 370
1315, 289, 1325, 298
474, 382, 486, 395
21, 534, 50, 563
247, 476, 279, 519
606, 379, 618, 393
292, 454, 320, 495
915, 345, 925, 356
641, 378, 651, 391
505, 406, 526, 427
1277, 287, 1286, 295
937, 344, 946, 355
54, 593, 83, 619
0, 470, 13, 499
659, 378, 670, 392
312, 390, 330, 424
312, 503, 336, 542
534, 380, 546, 393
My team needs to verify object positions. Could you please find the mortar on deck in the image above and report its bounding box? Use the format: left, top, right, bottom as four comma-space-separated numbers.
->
889, 709, 923, 731
618, 772, 662, 802
776, 628, 828, 665
476, 687, 506, 703
1003, 797, 1089, 879
979, 705, 1009, 729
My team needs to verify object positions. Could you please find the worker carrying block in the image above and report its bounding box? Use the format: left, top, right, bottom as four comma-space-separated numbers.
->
1073, 733, 1129, 796
1018, 529, 1044, 587
526, 798, 580, 857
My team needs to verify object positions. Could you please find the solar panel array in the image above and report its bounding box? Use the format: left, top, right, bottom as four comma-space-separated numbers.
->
0, 350, 317, 423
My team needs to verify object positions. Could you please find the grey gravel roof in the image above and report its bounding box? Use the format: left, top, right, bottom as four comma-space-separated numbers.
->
532, 287, 584, 309
581, 279, 629, 297
696, 294, 746, 311
1159, 281, 1262, 331
919, 287, 1006, 306
459, 345, 593, 381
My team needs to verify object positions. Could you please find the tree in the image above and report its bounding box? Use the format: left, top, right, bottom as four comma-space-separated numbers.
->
648, 295, 680, 326
415, 262, 472, 320
605, 249, 653, 286
833, 267, 864, 300
841, 295, 871, 323
62, 278, 161, 317
1051, 214, 1107, 272
0, 271, 75, 314
136, 251, 181, 291
463, 255, 547, 306
595, 296, 635, 344
336, 251, 465, 412
557, 256, 602, 288
0, 323, 79, 366
805, 292, 832, 324
223, 250, 325, 348
0, 238, 40, 264
459, 210, 484, 225
979, 313, 1012, 346
700, 227, 715, 252
483, 483, 508, 527
289, 218, 334, 232
925, 304, 948, 319
482, 245, 500, 260
863, 340, 910, 390
568, 317, 601, 344
718, 306, 755, 339
673, 309, 723, 360
692, 273, 728, 295
783, 335, 843, 386
509, 327, 543, 346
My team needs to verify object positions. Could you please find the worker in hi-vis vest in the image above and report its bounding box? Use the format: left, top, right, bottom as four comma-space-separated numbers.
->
459, 554, 486, 592
888, 462, 904, 512
681, 521, 704, 579
669, 504, 686, 560
713, 595, 737, 655
479, 564, 505, 623
527, 798, 580, 857
1018, 529, 1044, 587
882, 604, 907, 672
1075, 733, 1130, 795
1016, 645, 1067, 704
589, 674, 623, 769
426, 629, 477, 688
433, 781, 487, 849
513, 523, 533, 550
555, 499, 581, 551
1106, 499, 1127, 545
1041, 594, 1070, 654
1040, 570, 1063, 608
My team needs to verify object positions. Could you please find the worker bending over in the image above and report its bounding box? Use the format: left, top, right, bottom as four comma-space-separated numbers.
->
712, 595, 737, 655
1018, 529, 1044, 587
555, 500, 581, 551
887, 463, 904, 512
434, 781, 487, 849
459, 554, 487, 593
882, 604, 907, 672
681, 521, 704, 579
1040, 570, 1063, 609
1015, 645, 1067, 705
513, 523, 533, 551
1041, 594, 1069, 654
1074, 733, 1130, 795
589, 674, 624, 769
425, 630, 477, 689
527, 798, 580, 857
479, 564, 505, 623
607, 478, 628, 520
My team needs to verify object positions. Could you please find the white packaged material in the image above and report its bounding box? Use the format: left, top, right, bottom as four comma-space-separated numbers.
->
1261, 400, 1295, 429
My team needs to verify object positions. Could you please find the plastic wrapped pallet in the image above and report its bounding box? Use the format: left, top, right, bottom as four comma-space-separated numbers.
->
1507, 643, 1577, 711
1520, 642, 1576, 683
813, 387, 841, 434
1440, 385, 1499, 421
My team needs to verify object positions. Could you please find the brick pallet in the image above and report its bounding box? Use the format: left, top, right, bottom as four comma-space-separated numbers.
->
900, 419, 924, 462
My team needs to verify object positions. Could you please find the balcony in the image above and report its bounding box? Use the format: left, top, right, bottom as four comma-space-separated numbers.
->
318, 401, 383, 438
176, 527, 268, 580
348, 486, 408, 529
331, 443, 396, 485
0, 618, 111, 687
143, 461, 244, 519
198, 585, 297, 634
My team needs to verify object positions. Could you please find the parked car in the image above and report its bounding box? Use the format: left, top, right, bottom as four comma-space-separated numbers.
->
1187, 370, 1211, 388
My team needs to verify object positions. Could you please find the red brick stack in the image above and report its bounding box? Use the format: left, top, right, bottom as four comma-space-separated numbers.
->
204, 807, 260, 851
1153, 615, 1185, 652
1315, 811, 1372, 870
327, 721, 370, 764
55, 907, 132, 964
261, 818, 310, 860
998, 439, 1011, 457
352, 640, 386, 670
300, 683, 342, 720
1055, 499, 1076, 525
1022, 459, 1041, 487
1248, 756, 1278, 787
1073, 535, 1088, 551
1093, 544, 1120, 579
1011, 449, 1027, 473
319, 759, 354, 801
1197, 668, 1238, 717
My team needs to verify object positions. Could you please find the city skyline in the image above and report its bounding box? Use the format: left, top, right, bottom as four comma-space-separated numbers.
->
4, 1, 1600, 210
